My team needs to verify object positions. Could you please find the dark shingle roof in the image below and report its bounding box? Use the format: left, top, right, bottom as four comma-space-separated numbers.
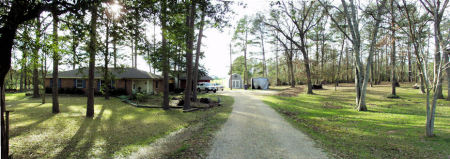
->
46, 68, 162, 79
178, 73, 213, 81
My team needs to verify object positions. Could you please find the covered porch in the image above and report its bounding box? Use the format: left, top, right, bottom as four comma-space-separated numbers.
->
125, 79, 162, 95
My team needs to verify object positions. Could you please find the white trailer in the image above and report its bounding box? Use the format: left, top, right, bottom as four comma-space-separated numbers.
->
251, 77, 269, 90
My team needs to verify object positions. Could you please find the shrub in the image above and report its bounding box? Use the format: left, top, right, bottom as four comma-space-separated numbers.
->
136, 93, 146, 103
110, 88, 127, 96
45, 87, 52, 93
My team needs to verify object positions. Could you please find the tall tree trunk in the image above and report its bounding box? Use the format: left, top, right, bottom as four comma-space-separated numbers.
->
184, 1, 196, 109
321, 32, 325, 83
260, 30, 266, 77
41, 54, 47, 104
153, 16, 157, 74
244, 30, 248, 86
113, 22, 117, 68
337, 36, 344, 87
32, 18, 41, 98
0, 1, 43, 156
104, 18, 110, 100
315, 32, 320, 84
134, 24, 138, 69
192, 7, 205, 102
445, 50, 450, 101
289, 40, 295, 88
161, 0, 170, 110
87, 3, 98, 118
32, 59, 39, 97
346, 46, 350, 82
390, 0, 397, 97
276, 35, 280, 86
230, 43, 233, 90
72, 35, 79, 70
433, 10, 444, 99
358, 0, 385, 110
385, 43, 389, 81
51, 12, 60, 114
408, 41, 412, 82
20, 65, 23, 92
299, 36, 312, 94
131, 38, 134, 67
0, 83, 6, 159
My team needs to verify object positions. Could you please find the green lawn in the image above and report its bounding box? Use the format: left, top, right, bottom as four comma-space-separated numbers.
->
264, 83, 450, 159
5, 93, 233, 158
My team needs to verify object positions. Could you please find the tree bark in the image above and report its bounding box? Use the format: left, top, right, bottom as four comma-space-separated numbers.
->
161, 0, 170, 110
134, 19, 138, 69
192, 7, 206, 102
260, 29, 266, 77
408, 41, 412, 82
390, 0, 397, 96
230, 43, 233, 90
184, 1, 196, 109
445, 50, 450, 101
72, 35, 79, 70
433, 12, 444, 99
51, 11, 60, 114
244, 30, 248, 86
275, 33, 280, 86
104, 18, 110, 100
359, 0, 385, 108
0, 12, 18, 159
113, 22, 117, 68
87, 3, 98, 118
20, 55, 24, 92
41, 53, 47, 104
32, 18, 41, 98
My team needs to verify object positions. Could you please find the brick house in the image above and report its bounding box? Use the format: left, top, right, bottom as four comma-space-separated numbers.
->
45, 68, 163, 95
174, 73, 213, 89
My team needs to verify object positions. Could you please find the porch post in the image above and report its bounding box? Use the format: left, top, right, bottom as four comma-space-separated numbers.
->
146, 79, 150, 94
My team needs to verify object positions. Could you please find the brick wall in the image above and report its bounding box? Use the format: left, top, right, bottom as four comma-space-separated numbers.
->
45, 78, 165, 95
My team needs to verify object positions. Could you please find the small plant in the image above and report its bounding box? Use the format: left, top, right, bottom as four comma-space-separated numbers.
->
136, 93, 146, 104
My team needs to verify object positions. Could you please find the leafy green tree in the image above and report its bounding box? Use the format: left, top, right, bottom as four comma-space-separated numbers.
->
233, 16, 251, 86
250, 13, 268, 77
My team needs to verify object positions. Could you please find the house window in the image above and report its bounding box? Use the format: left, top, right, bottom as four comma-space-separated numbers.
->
155, 81, 159, 89
76, 79, 83, 88
111, 80, 115, 89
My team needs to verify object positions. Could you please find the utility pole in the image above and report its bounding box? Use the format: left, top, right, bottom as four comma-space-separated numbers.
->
230, 42, 233, 90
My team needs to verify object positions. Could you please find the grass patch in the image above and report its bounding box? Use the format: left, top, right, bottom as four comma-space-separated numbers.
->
5, 93, 233, 158
5, 92, 27, 101
166, 93, 234, 158
264, 83, 450, 158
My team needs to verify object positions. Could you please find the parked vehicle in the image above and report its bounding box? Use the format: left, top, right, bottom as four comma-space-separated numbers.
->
197, 82, 217, 93
213, 83, 224, 91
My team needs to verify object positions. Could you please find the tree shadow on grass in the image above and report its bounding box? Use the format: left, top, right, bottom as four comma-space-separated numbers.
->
54, 105, 105, 159
10, 113, 55, 138
101, 103, 175, 158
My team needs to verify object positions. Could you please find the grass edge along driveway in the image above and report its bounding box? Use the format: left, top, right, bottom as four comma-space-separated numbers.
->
263, 84, 449, 159
6, 93, 233, 158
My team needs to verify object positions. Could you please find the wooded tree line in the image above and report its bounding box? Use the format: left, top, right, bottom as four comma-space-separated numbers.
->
230, 0, 448, 137
0, 0, 232, 157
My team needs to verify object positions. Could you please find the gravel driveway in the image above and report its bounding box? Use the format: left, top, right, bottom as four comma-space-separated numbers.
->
207, 90, 328, 159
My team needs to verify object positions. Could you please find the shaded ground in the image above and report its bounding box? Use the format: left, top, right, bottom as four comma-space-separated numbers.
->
207, 90, 328, 159
264, 83, 450, 158
5, 93, 232, 158
276, 86, 305, 97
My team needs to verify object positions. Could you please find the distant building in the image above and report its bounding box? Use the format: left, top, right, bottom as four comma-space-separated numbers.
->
45, 68, 163, 95
229, 74, 243, 89
176, 73, 213, 89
